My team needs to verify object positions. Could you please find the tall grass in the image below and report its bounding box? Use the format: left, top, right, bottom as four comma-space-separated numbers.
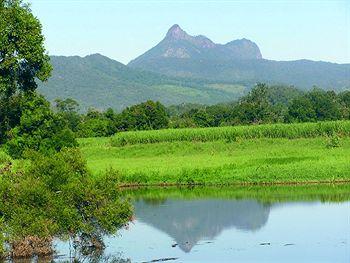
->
111, 121, 350, 146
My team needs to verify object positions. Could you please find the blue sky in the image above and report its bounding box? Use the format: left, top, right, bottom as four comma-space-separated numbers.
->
29, 0, 350, 64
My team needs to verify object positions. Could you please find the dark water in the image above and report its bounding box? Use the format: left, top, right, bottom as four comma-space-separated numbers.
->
56, 188, 350, 263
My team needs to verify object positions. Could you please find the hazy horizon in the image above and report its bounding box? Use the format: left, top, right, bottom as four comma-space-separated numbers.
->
30, 0, 350, 64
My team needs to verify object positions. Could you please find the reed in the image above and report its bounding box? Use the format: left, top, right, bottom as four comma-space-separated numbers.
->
111, 121, 350, 146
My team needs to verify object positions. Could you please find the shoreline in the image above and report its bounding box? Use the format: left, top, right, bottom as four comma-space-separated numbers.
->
118, 180, 350, 189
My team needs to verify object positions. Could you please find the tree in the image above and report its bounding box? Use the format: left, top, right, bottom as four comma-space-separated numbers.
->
288, 96, 316, 122
0, 0, 52, 139
182, 108, 213, 127
76, 108, 114, 137
5, 93, 77, 158
338, 91, 350, 119
306, 89, 342, 121
54, 98, 79, 113
118, 101, 169, 131
233, 83, 277, 124
54, 98, 82, 132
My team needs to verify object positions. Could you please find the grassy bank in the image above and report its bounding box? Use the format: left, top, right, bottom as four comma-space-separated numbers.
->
111, 120, 350, 146
123, 184, 350, 203
80, 135, 350, 185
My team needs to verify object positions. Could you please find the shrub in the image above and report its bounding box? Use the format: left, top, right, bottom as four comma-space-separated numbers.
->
0, 149, 132, 259
5, 93, 78, 159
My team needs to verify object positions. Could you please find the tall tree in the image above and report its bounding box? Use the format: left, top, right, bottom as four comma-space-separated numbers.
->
0, 0, 52, 140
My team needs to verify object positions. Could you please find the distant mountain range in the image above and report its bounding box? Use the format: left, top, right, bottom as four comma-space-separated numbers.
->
39, 54, 246, 111
39, 24, 350, 111
129, 25, 350, 89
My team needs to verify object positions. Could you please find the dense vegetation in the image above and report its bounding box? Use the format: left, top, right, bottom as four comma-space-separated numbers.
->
110, 121, 350, 146
56, 84, 350, 138
0, 149, 132, 259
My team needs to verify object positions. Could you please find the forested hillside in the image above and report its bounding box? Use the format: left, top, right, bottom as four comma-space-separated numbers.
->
38, 54, 247, 111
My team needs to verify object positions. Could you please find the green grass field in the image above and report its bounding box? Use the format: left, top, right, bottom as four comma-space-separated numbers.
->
2, 121, 350, 186
80, 135, 350, 185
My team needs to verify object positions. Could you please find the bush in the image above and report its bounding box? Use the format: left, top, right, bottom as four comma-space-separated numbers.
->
0, 148, 132, 259
5, 93, 78, 159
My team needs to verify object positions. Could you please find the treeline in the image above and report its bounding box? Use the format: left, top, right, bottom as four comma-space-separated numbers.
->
56, 84, 350, 137
170, 84, 350, 127
55, 99, 169, 137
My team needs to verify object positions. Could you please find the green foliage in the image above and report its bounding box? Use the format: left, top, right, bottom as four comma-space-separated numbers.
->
288, 96, 316, 122
45, 85, 350, 138
0, 148, 132, 258
0, 0, 52, 94
288, 88, 343, 122
5, 92, 78, 158
75, 108, 116, 138
326, 133, 341, 148
118, 100, 169, 131
77, 118, 111, 138
54, 98, 82, 131
0, 93, 24, 143
111, 120, 350, 146
0, 0, 52, 138
0, 149, 10, 165
54, 98, 79, 112
167, 103, 205, 117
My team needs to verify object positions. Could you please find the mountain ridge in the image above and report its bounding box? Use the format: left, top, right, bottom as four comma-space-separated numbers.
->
128, 24, 350, 90
129, 24, 262, 64
37, 25, 350, 111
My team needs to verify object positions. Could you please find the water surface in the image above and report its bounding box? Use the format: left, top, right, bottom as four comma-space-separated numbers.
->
56, 186, 350, 263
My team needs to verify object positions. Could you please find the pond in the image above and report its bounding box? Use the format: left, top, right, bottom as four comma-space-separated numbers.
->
55, 186, 350, 263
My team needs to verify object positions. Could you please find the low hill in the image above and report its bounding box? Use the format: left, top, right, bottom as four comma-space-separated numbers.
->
38, 54, 247, 111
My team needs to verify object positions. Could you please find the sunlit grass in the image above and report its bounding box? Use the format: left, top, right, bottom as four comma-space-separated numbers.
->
79, 136, 350, 185
110, 120, 350, 146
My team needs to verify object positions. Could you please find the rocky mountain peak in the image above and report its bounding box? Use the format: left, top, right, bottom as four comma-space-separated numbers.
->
166, 24, 189, 40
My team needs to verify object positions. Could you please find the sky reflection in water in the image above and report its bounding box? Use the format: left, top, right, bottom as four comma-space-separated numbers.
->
57, 189, 350, 263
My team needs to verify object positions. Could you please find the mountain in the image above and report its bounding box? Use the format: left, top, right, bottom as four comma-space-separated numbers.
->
129, 24, 262, 63
38, 54, 247, 111
134, 198, 270, 253
38, 25, 349, 111
129, 25, 350, 90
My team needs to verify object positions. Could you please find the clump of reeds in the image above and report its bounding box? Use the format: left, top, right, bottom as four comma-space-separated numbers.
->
111, 121, 350, 146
